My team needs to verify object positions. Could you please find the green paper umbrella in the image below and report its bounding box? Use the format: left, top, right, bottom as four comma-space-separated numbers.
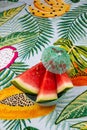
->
41, 46, 70, 74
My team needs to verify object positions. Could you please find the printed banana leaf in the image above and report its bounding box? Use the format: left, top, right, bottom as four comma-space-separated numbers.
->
0, 4, 26, 26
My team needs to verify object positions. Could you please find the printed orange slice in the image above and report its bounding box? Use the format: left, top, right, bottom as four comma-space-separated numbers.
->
0, 86, 55, 119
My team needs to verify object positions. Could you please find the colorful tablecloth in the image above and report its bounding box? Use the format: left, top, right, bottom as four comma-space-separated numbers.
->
0, 0, 87, 130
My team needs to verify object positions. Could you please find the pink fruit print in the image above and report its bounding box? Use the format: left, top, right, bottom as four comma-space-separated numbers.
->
0, 46, 18, 71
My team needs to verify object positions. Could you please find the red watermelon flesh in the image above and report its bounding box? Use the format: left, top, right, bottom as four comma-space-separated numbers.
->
36, 71, 57, 103
11, 62, 46, 94
56, 73, 73, 94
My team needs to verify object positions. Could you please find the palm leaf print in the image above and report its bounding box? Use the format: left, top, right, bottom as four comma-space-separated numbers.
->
57, 4, 87, 43
9, 62, 29, 75
0, 62, 29, 89
0, 31, 37, 47
0, 4, 26, 26
3, 119, 31, 130
0, 69, 15, 89
23, 126, 39, 130
55, 90, 87, 124
17, 13, 54, 60
71, 121, 87, 129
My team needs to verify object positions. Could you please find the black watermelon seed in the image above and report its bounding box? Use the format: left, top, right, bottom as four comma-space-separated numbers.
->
56, 3, 59, 5
42, 6, 45, 8
50, 4, 53, 6
50, 12, 53, 14
32, 12, 35, 14
55, 15, 57, 16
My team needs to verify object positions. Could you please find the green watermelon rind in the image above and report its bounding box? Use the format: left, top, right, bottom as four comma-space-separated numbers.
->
36, 93, 58, 103
11, 78, 38, 94
58, 82, 73, 93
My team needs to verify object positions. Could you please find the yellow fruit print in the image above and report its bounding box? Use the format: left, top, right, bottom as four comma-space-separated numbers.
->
34, 0, 70, 12
28, 0, 70, 18
0, 86, 56, 119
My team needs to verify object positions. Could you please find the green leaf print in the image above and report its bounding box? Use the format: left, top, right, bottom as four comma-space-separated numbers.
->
17, 13, 54, 60
55, 90, 87, 124
54, 38, 87, 74
8, 0, 19, 2
3, 119, 31, 130
0, 31, 38, 47
0, 4, 26, 26
9, 62, 29, 75
23, 126, 39, 130
71, 121, 87, 130
0, 69, 14, 89
57, 4, 87, 43
0, 62, 29, 89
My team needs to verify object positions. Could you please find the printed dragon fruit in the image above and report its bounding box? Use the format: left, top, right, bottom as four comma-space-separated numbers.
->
0, 46, 18, 71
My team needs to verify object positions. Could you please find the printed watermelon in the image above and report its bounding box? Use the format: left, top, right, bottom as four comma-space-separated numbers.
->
11, 62, 46, 94
56, 73, 73, 94
36, 71, 57, 103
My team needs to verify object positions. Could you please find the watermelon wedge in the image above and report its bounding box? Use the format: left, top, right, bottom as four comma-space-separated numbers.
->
36, 71, 57, 103
56, 73, 73, 94
11, 62, 46, 94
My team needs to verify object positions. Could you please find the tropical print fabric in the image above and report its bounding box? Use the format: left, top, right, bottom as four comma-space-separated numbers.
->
0, 0, 87, 130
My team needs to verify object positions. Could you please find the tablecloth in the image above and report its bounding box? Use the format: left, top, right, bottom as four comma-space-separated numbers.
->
0, 0, 87, 130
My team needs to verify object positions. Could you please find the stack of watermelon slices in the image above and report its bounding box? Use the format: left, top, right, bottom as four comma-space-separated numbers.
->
11, 62, 73, 104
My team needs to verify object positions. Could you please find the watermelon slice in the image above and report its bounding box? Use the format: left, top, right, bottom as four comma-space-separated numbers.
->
11, 62, 46, 94
36, 71, 57, 103
56, 73, 73, 94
